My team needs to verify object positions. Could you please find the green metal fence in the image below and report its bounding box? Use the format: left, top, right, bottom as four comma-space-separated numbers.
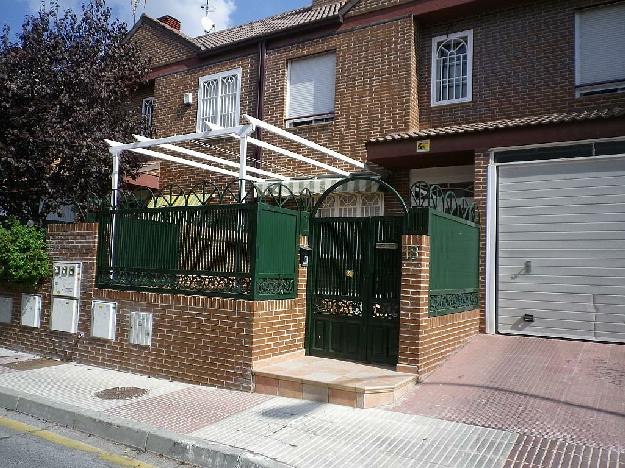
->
96, 202, 300, 300
407, 181, 480, 317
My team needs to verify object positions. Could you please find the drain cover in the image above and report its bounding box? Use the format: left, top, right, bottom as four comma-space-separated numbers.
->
1, 359, 63, 371
94, 387, 148, 400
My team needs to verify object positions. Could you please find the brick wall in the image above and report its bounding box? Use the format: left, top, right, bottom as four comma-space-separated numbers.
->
130, 20, 197, 68
417, 0, 625, 130
141, 15, 417, 188
0, 224, 307, 391
397, 234, 480, 376
474, 150, 488, 333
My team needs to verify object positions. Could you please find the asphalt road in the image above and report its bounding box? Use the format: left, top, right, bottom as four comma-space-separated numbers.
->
0, 410, 191, 468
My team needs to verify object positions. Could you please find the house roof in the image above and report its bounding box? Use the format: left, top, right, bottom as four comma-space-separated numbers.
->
369, 108, 625, 143
128, 14, 202, 51
194, 1, 348, 51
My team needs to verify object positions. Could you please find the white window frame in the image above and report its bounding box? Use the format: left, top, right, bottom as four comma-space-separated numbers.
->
196, 68, 242, 133
574, 5, 625, 97
285, 52, 336, 128
431, 30, 473, 107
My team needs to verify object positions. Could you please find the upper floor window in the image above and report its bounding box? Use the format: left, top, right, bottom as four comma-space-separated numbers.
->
141, 97, 155, 137
575, 2, 625, 97
197, 68, 242, 132
431, 30, 473, 106
286, 53, 336, 128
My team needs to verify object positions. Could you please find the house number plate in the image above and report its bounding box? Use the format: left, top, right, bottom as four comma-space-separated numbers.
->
375, 243, 398, 250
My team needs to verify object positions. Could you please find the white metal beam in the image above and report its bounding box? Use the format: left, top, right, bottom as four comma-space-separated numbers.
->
206, 122, 350, 177
105, 140, 266, 182
133, 135, 289, 181
243, 114, 365, 169
107, 125, 252, 152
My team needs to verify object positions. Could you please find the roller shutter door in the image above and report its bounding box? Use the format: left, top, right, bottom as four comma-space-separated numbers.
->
497, 156, 625, 343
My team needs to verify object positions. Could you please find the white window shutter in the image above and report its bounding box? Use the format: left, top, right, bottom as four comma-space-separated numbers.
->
577, 3, 625, 86
287, 53, 336, 119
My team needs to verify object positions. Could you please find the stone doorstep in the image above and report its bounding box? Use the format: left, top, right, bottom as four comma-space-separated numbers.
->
252, 369, 417, 409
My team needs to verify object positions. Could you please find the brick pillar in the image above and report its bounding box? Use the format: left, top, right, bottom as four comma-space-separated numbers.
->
474, 150, 489, 333
396, 234, 430, 375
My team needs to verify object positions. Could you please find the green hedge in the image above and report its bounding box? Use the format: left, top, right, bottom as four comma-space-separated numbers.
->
0, 219, 50, 286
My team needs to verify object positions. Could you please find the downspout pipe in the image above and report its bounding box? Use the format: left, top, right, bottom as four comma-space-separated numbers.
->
255, 39, 267, 168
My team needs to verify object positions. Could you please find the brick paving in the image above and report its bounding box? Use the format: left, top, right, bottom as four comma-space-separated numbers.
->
392, 335, 625, 466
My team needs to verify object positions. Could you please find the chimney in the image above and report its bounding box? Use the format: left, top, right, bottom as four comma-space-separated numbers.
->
158, 15, 181, 31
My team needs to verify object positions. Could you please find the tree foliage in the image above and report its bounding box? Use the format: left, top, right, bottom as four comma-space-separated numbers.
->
0, 218, 50, 286
0, 0, 150, 224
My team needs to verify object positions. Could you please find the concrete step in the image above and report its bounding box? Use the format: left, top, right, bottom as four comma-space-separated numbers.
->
252, 353, 417, 409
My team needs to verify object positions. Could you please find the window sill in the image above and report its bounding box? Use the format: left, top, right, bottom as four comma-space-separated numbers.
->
575, 80, 625, 98
431, 98, 472, 108
285, 115, 335, 129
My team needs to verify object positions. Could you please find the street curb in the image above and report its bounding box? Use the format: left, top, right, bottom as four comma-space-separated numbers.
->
0, 385, 290, 468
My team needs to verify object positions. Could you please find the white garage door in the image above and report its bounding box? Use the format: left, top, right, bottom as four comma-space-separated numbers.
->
497, 156, 625, 343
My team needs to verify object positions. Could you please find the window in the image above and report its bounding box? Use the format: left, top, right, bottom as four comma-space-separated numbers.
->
286, 53, 336, 128
196, 68, 242, 132
431, 30, 473, 106
575, 2, 625, 96
316, 193, 384, 218
141, 97, 155, 137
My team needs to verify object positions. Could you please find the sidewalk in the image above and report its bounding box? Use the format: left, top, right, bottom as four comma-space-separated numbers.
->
0, 348, 516, 468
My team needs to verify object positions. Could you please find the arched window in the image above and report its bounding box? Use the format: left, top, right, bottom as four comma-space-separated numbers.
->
431, 30, 473, 106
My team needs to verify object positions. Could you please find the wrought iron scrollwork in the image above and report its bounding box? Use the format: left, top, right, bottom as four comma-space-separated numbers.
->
410, 181, 479, 223
97, 269, 252, 296
429, 291, 479, 316
256, 278, 295, 296
372, 302, 400, 321
313, 299, 363, 317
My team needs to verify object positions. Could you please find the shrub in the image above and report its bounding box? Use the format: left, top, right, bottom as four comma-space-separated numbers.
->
0, 219, 50, 286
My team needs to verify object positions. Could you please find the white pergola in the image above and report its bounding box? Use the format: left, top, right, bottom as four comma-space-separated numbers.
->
105, 115, 366, 207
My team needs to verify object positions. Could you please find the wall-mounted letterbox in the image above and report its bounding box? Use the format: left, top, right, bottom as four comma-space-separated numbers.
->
52, 262, 82, 298
91, 301, 117, 340
0, 297, 13, 324
21, 294, 42, 328
51, 297, 79, 333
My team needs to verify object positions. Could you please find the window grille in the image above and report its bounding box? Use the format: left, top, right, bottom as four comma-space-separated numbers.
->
431, 31, 473, 106
141, 97, 155, 137
317, 193, 384, 218
197, 69, 242, 131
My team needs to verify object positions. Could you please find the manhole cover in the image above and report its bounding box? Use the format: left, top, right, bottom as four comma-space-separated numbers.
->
2, 359, 63, 371
94, 387, 148, 400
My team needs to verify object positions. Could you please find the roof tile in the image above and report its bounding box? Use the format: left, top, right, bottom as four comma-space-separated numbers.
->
369, 108, 625, 143
194, 2, 347, 51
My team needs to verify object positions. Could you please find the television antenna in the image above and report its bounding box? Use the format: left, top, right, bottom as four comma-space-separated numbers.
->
201, 0, 216, 33
131, 0, 148, 23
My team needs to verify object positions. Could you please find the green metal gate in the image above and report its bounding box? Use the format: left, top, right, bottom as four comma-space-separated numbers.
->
307, 216, 403, 364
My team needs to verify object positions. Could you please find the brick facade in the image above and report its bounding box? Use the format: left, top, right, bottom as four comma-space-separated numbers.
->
397, 234, 480, 376
0, 224, 307, 391
417, 0, 625, 130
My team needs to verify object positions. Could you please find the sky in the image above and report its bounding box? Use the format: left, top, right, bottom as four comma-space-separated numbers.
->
1, 0, 310, 38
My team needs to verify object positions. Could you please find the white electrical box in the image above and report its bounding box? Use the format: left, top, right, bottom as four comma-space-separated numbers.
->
52, 262, 82, 298
51, 298, 79, 333
91, 301, 117, 340
0, 297, 13, 324
21, 294, 42, 328
183, 92, 193, 105
129, 312, 152, 346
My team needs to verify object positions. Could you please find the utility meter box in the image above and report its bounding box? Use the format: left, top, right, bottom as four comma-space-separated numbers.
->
129, 312, 152, 346
0, 297, 13, 324
91, 301, 117, 340
51, 297, 79, 333
52, 262, 82, 298
21, 294, 42, 328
